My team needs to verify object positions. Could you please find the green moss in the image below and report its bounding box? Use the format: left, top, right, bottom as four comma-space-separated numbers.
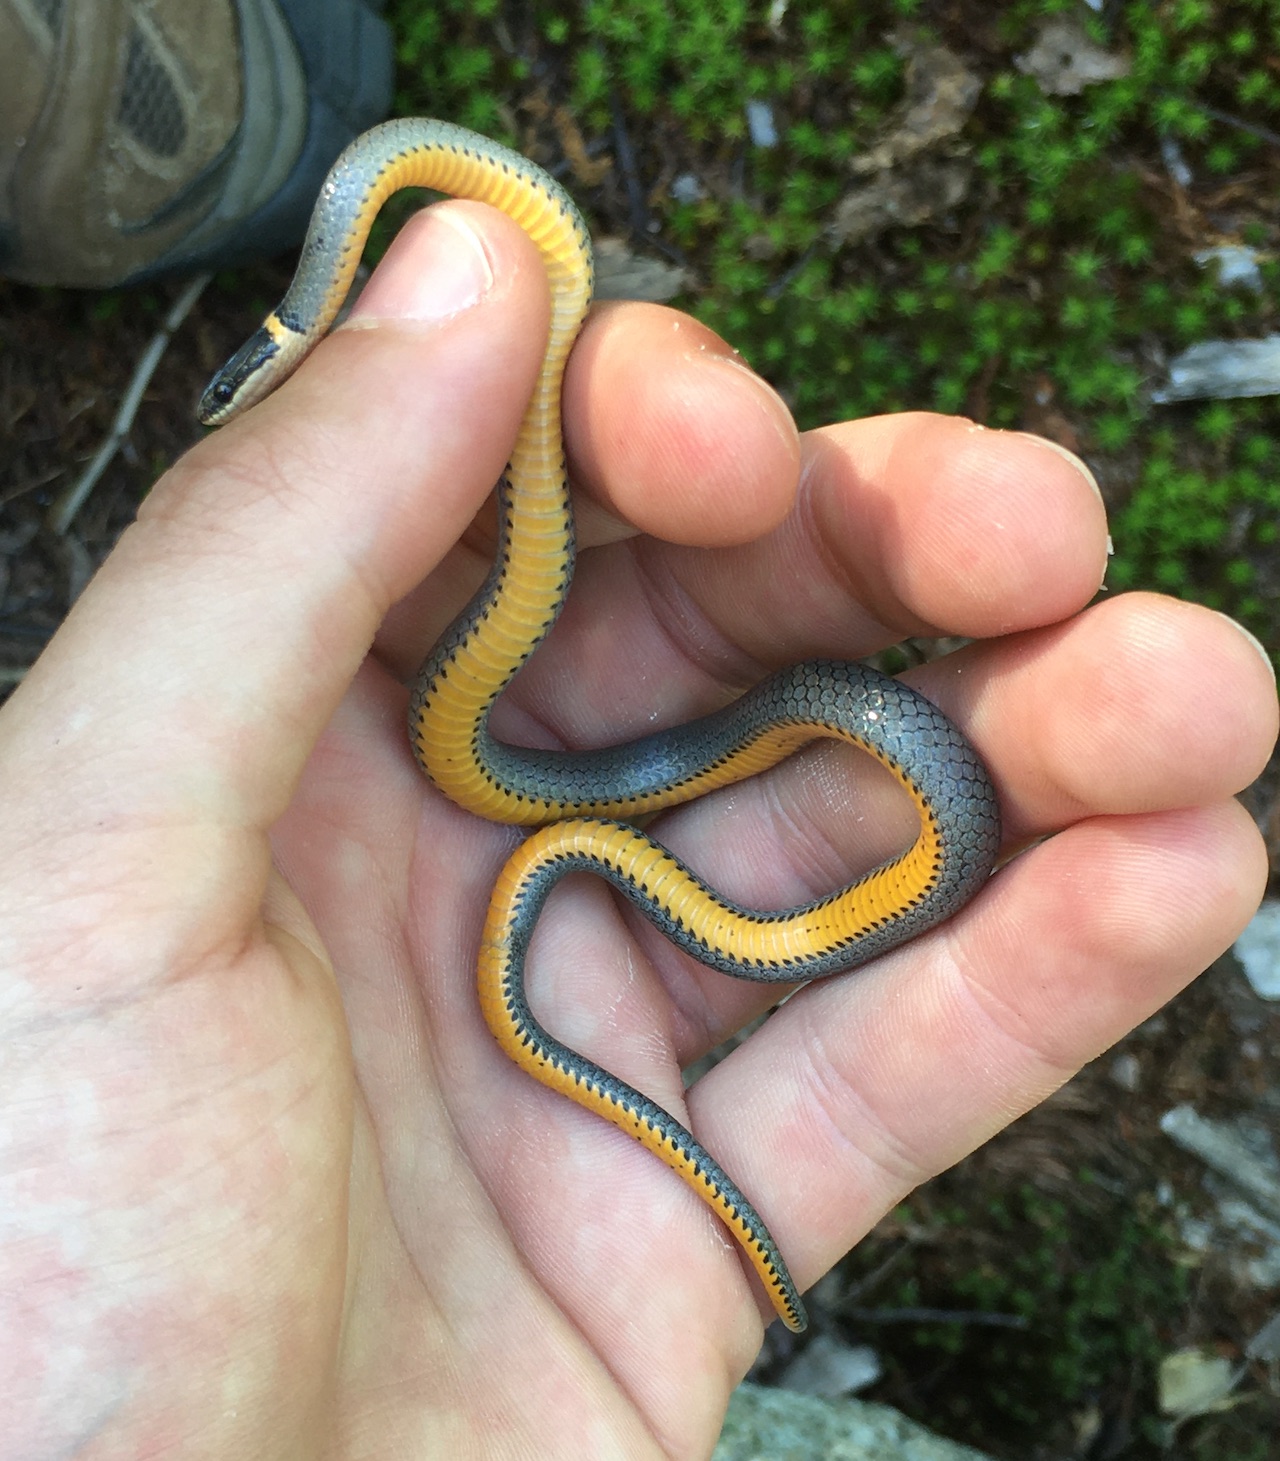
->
386, 0, 1280, 649
862, 1181, 1191, 1449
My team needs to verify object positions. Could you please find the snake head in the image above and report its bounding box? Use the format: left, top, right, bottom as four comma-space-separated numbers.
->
198, 317, 292, 425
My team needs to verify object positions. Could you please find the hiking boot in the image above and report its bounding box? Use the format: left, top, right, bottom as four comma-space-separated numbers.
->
0, 0, 393, 287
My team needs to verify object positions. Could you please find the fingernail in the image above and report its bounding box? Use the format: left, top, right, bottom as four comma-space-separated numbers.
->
1216, 612, 1276, 683
345, 206, 494, 325
703, 350, 799, 448
1010, 431, 1103, 503
705, 348, 786, 404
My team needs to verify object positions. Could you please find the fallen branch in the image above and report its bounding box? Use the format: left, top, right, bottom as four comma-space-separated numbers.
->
48, 271, 211, 535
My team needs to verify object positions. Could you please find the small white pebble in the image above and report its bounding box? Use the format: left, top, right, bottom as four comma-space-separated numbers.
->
746, 100, 778, 148
1110, 1051, 1141, 1092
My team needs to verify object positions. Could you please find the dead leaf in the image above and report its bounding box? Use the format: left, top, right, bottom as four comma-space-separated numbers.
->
1015, 17, 1130, 98
830, 157, 971, 244
851, 30, 981, 175
592, 237, 692, 302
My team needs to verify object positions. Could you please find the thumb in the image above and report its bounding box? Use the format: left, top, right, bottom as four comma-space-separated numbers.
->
0, 200, 550, 982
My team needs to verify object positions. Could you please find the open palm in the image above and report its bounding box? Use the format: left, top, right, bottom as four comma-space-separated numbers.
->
3, 203, 1274, 1461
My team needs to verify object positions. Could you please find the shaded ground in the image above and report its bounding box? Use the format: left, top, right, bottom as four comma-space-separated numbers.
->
0, 271, 281, 673
765, 960, 1280, 1460
3, 6, 1279, 1458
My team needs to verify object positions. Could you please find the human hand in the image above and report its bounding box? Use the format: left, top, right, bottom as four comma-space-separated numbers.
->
3, 200, 1274, 1460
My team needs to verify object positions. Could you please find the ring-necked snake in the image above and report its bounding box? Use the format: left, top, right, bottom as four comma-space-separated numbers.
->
199, 118, 1001, 1333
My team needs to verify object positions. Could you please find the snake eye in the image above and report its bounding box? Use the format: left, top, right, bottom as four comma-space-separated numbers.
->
197, 325, 281, 425
197, 377, 238, 426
